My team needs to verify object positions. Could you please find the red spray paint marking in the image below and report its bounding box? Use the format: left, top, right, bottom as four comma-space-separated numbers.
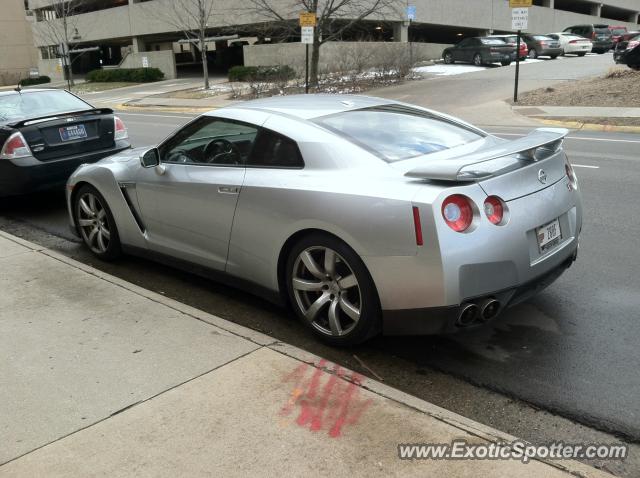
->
280, 360, 372, 438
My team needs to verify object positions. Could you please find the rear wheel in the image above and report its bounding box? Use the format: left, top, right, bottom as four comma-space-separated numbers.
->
286, 233, 381, 346
550, 55, 558, 59
74, 185, 121, 261
529, 49, 538, 59
473, 53, 483, 66
577, 52, 587, 57
500, 60, 511, 66
443, 52, 454, 64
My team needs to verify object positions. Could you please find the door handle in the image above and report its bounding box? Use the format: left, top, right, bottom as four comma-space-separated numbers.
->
218, 186, 240, 194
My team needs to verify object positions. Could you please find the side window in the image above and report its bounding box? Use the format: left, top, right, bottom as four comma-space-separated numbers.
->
246, 129, 304, 168
160, 116, 258, 166
457, 38, 471, 47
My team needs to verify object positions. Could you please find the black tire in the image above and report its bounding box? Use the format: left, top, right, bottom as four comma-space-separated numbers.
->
550, 55, 558, 59
630, 64, 640, 71
500, 60, 511, 66
473, 53, 483, 66
443, 52, 454, 64
74, 184, 122, 261
285, 232, 381, 346
577, 52, 587, 57
529, 48, 538, 59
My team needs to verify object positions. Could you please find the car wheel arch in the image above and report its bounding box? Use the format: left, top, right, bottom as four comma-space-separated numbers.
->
275, 228, 380, 309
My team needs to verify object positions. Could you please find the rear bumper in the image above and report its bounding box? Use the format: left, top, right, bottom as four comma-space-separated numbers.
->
383, 245, 578, 335
0, 141, 130, 197
538, 48, 563, 56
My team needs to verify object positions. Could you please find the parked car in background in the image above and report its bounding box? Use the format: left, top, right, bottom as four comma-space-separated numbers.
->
487, 34, 528, 60
0, 89, 130, 197
563, 24, 614, 53
66, 95, 582, 345
608, 25, 628, 45
442, 37, 516, 66
546, 33, 593, 56
614, 34, 640, 69
521, 34, 563, 59
613, 31, 640, 63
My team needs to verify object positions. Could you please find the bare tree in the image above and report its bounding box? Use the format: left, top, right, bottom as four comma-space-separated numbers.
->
34, 0, 89, 89
247, 0, 402, 86
157, 0, 216, 89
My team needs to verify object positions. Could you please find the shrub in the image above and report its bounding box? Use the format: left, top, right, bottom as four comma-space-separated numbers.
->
19, 76, 51, 86
228, 65, 296, 82
85, 68, 164, 83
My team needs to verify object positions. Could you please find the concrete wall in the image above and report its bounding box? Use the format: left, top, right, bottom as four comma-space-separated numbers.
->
244, 42, 451, 73
37, 59, 64, 82
116, 51, 177, 79
1, 0, 39, 86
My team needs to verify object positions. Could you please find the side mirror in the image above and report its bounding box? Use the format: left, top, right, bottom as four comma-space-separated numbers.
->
141, 148, 160, 168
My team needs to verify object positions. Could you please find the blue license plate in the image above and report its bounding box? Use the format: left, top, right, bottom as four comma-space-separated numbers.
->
59, 124, 87, 142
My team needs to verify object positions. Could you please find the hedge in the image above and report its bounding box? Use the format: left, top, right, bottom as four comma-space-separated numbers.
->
228, 65, 296, 82
85, 68, 164, 83
19, 76, 51, 86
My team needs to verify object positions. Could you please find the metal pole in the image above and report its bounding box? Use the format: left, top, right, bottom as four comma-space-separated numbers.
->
514, 30, 521, 103
305, 44, 309, 94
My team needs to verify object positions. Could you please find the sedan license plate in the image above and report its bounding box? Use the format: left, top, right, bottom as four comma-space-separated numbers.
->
537, 218, 562, 253
59, 124, 87, 142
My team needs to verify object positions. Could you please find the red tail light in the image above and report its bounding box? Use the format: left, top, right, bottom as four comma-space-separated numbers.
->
569, 39, 578, 44
0, 132, 32, 160
628, 40, 640, 50
566, 159, 578, 190
442, 195, 474, 232
484, 196, 506, 225
412, 206, 423, 246
114, 116, 128, 140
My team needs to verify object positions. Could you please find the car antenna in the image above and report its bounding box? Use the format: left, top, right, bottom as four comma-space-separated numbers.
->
14, 75, 23, 94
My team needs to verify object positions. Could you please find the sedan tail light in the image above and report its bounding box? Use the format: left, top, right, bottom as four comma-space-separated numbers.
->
628, 40, 639, 50
0, 132, 32, 160
484, 196, 506, 225
114, 116, 128, 140
442, 195, 474, 232
569, 39, 578, 44
566, 158, 578, 190
412, 206, 424, 246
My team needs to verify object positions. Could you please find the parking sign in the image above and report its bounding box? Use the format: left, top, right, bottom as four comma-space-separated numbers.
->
512, 8, 529, 30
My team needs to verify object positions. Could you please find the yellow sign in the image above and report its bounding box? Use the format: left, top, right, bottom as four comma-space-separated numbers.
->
509, 0, 532, 7
299, 12, 316, 27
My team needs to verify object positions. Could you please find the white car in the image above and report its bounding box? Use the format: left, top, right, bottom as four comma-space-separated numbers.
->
547, 33, 593, 56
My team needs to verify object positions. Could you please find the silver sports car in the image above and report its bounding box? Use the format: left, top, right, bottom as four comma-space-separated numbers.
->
66, 94, 581, 345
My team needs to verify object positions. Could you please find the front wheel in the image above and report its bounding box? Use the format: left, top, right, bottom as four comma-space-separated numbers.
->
473, 53, 483, 66
74, 184, 121, 261
529, 49, 538, 59
443, 52, 454, 64
286, 233, 381, 346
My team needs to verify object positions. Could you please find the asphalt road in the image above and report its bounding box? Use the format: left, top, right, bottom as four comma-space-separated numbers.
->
2, 53, 640, 475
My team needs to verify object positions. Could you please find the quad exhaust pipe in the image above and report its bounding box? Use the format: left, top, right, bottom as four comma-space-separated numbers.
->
456, 298, 501, 327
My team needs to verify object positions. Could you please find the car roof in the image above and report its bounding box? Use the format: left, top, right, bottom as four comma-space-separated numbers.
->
217, 94, 399, 121
0, 88, 61, 98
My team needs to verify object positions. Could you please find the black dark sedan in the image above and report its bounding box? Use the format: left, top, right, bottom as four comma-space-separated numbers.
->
0, 88, 130, 197
614, 33, 640, 68
442, 37, 516, 66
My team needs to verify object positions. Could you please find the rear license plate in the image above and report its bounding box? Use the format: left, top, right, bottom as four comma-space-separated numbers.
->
537, 218, 562, 253
59, 124, 87, 142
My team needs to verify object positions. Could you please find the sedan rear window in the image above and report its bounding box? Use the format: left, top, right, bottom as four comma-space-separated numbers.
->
611, 29, 626, 35
481, 38, 506, 45
0, 90, 92, 123
532, 35, 552, 41
314, 106, 484, 162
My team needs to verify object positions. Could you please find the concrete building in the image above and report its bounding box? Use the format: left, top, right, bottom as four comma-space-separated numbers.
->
0, 0, 39, 86
26, 0, 640, 81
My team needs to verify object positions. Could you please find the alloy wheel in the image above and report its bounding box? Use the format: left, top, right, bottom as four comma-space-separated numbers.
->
77, 192, 111, 255
291, 246, 362, 337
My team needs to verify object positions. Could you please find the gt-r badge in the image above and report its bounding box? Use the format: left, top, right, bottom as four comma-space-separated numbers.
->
538, 169, 547, 184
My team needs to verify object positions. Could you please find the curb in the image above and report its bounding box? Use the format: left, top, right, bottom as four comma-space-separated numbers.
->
538, 118, 640, 133
0, 229, 615, 477
117, 103, 216, 114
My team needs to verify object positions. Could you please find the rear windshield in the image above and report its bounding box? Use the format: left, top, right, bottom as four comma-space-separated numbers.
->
532, 35, 552, 40
611, 28, 626, 35
595, 28, 611, 34
481, 38, 506, 45
314, 106, 485, 163
0, 90, 92, 123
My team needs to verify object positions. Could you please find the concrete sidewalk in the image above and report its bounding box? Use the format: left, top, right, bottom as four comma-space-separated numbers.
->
513, 105, 640, 118
0, 231, 611, 477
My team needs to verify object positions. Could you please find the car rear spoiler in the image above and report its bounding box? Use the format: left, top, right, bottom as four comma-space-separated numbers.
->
8, 108, 114, 128
405, 128, 569, 182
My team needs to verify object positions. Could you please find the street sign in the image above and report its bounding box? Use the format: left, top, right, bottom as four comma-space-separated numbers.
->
512, 8, 529, 30
406, 5, 416, 21
509, 0, 532, 7
299, 12, 316, 27
301, 26, 314, 44
142, 56, 149, 68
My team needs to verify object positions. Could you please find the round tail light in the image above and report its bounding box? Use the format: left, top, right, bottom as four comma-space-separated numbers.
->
484, 196, 505, 225
442, 195, 474, 232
